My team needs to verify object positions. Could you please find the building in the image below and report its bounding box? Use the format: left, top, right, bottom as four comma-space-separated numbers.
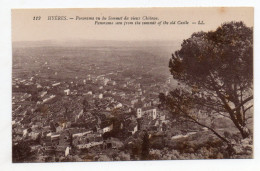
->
42, 95, 56, 104
129, 123, 138, 135
102, 124, 113, 133
52, 82, 61, 87
99, 94, 103, 99
104, 137, 123, 149
40, 91, 47, 98
72, 130, 93, 138
64, 89, 70, 95
136, 107, 157, 120
115, 102, 123, 108
65, 147, 70, 157
137, 108, 142, 118
77, 141, 103, 149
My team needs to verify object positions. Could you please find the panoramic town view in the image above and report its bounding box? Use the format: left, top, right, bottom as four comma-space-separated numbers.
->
12, 40, 182, 162
12, 9, 253, 163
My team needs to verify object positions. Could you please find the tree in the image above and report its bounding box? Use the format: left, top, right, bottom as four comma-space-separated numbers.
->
82, 97, 89, 112
160, 22, 253, 144
62, 96, 70, 116
141, 131, 150, 160
12, 141, 32, 162
29, 87, 39, 102
103, 110, 122, 139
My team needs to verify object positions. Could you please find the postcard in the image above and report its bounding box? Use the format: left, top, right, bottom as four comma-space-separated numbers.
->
11, 7, 253, 162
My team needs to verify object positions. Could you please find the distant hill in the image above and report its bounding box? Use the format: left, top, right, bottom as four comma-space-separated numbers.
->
12, 39, 182, 49
12, 40, 181, 83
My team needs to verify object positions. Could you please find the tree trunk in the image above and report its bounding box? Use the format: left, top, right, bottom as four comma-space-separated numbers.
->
237, 124, 250, 139
228, 110, 250, 139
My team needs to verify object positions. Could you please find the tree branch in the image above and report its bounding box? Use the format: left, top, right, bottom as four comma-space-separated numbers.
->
244, 105, 253, 113
185, 115, 231, 144
231, 96, 253, 112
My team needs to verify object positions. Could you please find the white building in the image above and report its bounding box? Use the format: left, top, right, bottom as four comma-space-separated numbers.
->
40, 91, 47, 98
65, 147, 70, 157
72, 130, 93, 138
136, 108, 157, 120
115, 102, 123, 108
64, 89, 70, 95
131, 125, 138, 134
103, 124, 113, 133
42, 95, 56, 104
104, 78, 110, 85
137, 108, 142, 118
52, 82, 60, 87
131, 99, 139, 105
77, 141, 103, 149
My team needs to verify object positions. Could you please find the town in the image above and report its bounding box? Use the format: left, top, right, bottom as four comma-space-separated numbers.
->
12, 65, 175, 162
12, 41, 184, 162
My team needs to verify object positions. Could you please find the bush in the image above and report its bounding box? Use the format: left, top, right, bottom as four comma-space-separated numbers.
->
12, 141, 32, 162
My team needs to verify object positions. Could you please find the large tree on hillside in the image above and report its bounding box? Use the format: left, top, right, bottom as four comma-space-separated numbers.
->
160, 21, 253, 143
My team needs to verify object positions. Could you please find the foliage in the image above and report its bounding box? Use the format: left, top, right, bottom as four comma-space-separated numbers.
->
141, 131, 150, 160
82, 97, 89, 112
12, 141, 32, 162
149, 135, 166, 150
115, 151, 131, 161
160, 22, 253, 144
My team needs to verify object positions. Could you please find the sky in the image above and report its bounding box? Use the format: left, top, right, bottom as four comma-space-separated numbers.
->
12, 7, 254, 42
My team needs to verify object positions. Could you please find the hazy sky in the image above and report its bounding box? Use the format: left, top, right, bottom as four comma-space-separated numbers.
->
12, 8, 253, 42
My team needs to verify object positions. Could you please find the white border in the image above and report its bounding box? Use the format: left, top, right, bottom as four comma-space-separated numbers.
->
0, 1, 259, 171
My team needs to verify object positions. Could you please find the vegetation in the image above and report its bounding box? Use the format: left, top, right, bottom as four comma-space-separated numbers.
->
12, 141, 32, 162
141, 131, 150, 160
159, 22, 253, 147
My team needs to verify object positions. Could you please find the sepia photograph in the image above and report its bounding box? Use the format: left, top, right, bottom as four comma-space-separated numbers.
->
11, 7, 253, 163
